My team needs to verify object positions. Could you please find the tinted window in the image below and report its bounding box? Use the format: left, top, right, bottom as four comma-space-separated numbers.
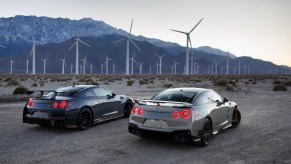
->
193, 92, 212, 106
93, 87, 112, 98
151, 91, 197, 103
208, 91, 223, 103
44, 87, 83, 97
76, 88, 96, 98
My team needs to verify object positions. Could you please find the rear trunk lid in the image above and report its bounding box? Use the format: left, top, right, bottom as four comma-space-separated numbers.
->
138, 100, 193, 113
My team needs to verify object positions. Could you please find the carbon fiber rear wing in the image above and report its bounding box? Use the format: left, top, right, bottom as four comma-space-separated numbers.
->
138, 100, 193, 108
26, 90, 63, 99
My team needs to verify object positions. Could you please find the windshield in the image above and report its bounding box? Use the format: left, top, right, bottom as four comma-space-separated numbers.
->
151, 91, 197, 103
44, 87, 83, 97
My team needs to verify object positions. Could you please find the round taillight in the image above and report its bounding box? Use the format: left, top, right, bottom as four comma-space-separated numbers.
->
52, 102, 58, 109
27, 99, 33, 107
181, 109, 191, 119
138, 108, 143, 115
132, 106, 138, 114
59, 101, 66, 109
172, 110, 180, 119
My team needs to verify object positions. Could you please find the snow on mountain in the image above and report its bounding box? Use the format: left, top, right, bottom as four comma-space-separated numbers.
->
197, 46, 236, 59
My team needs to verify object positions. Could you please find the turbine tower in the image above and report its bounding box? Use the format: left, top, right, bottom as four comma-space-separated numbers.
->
81, 55, 87, 74
138, 62, 144, 74
105, 53, 112, 75
226, 48, 230, 75
155, 53, 166, 74
70, 64, 73, 74
90, 64, 93, 74
10, 57, 14, 74
60, 55, 66, 74
114, 19, 141, 75
26, 58, 29, 74
129, 51, 138, 74
68, 37, 91, 75
42, 57, 47, 74
170, 18, 203, 75
174, 60, 179, 74
30, 38, 36, 74
112, 62, 116, 74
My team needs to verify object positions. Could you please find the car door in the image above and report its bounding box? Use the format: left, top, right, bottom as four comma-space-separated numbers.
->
93, 87, 121, 118
208, 91, 229, 129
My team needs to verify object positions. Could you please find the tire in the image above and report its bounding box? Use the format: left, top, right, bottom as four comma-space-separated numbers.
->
123, 102, 132, 118
200, 118, 212, 146
77, 108, 93, 130
231, 108, 241, 128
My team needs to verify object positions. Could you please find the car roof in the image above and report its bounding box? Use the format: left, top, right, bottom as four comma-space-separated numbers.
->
57, 85, 98, 90
163, 87, 211, 94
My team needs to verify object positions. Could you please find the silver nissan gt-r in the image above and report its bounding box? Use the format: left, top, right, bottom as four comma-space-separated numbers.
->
128, 87, 241, 146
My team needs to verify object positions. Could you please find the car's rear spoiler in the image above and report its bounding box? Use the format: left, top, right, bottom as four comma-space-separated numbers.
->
138, 100, 193, 108
26, 90, 63, 99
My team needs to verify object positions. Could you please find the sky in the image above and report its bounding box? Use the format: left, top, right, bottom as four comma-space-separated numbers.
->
0, 0, 291, 66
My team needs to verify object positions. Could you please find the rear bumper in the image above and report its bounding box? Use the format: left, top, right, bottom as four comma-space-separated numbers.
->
23, 107, 79, 128
128, 123, 200, 142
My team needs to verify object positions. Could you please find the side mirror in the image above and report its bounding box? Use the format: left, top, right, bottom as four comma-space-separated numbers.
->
223, 98, 229, 103
112, 92, 116, 98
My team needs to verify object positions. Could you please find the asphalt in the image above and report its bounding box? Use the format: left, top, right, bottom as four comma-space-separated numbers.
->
0, 94, 291, 164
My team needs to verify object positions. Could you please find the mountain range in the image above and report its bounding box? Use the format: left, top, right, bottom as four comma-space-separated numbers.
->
0, 15, 288, 74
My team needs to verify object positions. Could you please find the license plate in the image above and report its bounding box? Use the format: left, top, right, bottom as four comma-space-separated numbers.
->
144, 119, 163, 128
33, 112, 45, 118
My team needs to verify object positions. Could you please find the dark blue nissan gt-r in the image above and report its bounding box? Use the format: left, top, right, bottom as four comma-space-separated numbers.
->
23, 85, 134, 130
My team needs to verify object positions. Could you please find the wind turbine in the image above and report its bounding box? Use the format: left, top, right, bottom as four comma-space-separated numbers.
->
10, 57, 14, 74
149, 65, 152, 74
81, 55, 87, 74
129, 51, 138, 74
60, 55, 66, 74
26, 58, 29, 74
138, 62, 144, 74
105, 53, 112, 75
114, 19, 141, 75
42, 57, 47, 74
170, 18, 203, 75
68, 37, 91, 74
154, 60, 159, 74
155, 53, 166, 74
100, 63, 105, 74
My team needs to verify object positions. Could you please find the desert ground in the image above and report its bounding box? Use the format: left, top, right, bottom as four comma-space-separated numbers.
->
0, 74, 290, 163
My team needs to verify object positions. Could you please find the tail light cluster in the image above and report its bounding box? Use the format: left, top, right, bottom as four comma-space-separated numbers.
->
27, 99, 33, 107
132, 106, 143, 115
172, 109, 191, 119
52, 101, 67, 109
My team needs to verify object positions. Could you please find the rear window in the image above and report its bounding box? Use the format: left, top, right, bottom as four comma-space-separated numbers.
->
44, 87, 83, 97
151, 91, 197, 103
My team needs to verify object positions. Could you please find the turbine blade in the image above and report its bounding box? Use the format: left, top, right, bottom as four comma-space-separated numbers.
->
129, 19, 133, 34
29, 48, 33, 56
129, 39, 141, 51
68, 42, 77, 51
79, 39, 91, 47
0, 45, 6, 48
113, 38, 126, 44
189, 18, 203, 34
170, 29, 187, 34
188, 36, 193, 49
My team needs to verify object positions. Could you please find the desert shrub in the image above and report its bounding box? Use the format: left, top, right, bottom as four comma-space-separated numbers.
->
7, 79, 19, 86
284, 80, 291, 86
50, 79, 56, 82
195, 79, 202, 82
149, 80, 154, 83
108, 79, 115, 82
229, 80, 236, 86
127, 80, 135, 86
273, 80, 281, 85
244, 82, 250, 85
103, 82, 109, 85
273, 84, 287, 91
40, 82, 45, 87
31, 83, 37, 87
139, 79, 149, 85
13, 86, 28, 94
252, 80, 257, 85
214, 79, 228, 86
162, 83, 173, 88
